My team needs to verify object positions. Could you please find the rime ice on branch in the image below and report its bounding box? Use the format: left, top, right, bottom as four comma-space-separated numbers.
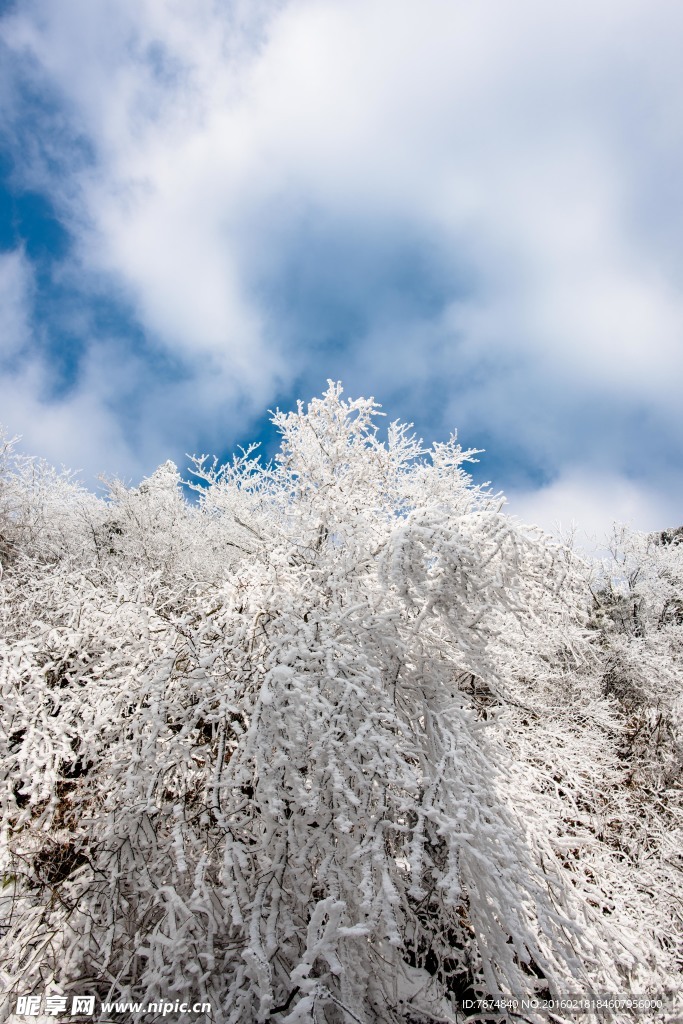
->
0, 387, 680, 1023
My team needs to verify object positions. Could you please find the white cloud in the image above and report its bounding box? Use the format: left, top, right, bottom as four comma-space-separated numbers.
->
506, 470, 683, 551
0, 359, 134, 481
0, 249, 33, 360
1, 0, 682, 529
7, 0, 683, 381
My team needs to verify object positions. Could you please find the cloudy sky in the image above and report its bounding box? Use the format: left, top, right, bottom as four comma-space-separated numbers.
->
1, 0, 682, 542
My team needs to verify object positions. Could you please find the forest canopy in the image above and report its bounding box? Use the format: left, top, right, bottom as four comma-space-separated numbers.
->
0, 384, 681, 1023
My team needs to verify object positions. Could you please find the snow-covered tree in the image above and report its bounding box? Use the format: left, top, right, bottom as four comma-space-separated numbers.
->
0, 387, 680, 1022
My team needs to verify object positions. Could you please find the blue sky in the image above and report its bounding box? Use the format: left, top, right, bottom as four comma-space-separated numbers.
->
1, 0, 682, 542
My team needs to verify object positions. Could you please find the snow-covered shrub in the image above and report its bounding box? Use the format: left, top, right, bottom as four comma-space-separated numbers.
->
0, 386, 680, 1022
